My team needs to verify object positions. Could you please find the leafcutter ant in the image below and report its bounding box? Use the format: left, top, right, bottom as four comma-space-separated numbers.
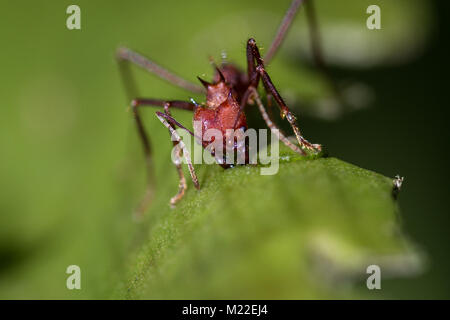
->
117, 0, 326, 213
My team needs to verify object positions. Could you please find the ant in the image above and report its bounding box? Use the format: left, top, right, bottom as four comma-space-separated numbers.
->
117, 0, 327, 213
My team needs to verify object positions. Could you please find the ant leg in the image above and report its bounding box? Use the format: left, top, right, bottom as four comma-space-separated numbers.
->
265, 93, 294, 146
304, 0, 325, 71
161, 104, 191, 208
264, 0, 342, 104
235, 85, 306, 156
233, 38, 265, 128
170, 143, 187, 207
266, 94, 277, 126
265, 0, 304, 63
155, 111, 200, 206
265, 0, 324, 67
117, 47, 205, 94
130, 99, 196, 214
304, 1, 343, 103
249, 88, 306, 155
248, 38, 321, 152
261, 93, 302, 153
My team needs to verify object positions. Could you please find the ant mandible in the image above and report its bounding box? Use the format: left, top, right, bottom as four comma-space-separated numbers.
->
117, 0, 325, 213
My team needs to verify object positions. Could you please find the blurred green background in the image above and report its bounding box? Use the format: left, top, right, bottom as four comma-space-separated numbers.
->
0, 0, 448, 299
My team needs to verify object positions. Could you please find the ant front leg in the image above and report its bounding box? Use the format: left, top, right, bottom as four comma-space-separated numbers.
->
155, 111, 200, 207
254, 90, 304, 154
249, 87, 306, 155
247, 38, 322, 153
129, 99, 196, 213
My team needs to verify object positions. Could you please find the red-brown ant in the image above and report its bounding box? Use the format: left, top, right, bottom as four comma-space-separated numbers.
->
117, 0, 325, 213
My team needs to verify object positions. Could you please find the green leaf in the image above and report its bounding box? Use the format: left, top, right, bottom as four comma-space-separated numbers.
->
117, 146, 423, 299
